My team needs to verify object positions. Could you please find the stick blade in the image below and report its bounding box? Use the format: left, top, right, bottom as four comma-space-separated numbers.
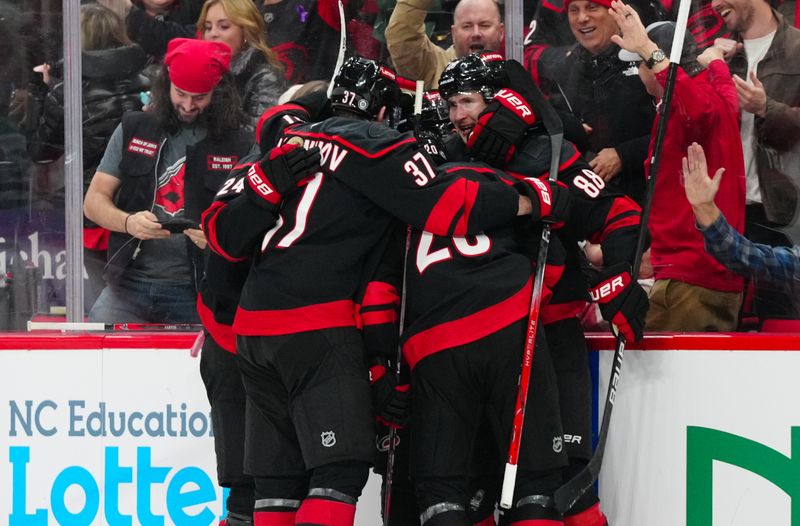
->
553, 456, 600, 513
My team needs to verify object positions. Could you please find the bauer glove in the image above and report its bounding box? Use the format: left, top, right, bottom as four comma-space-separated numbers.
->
369, 363, 410, 428
516, 177, 572, 229
245, 141, 321, 208
467, 61, 540, 166
588, 263, 649, 342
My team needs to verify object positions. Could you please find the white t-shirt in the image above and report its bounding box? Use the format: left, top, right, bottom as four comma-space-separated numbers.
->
742, 31, 776, 204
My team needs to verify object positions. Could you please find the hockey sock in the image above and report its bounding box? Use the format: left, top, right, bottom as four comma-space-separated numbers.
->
563, 503, 607, 526
253, 476, 304, 526
295, 497, 356, 526
473, 516, 497, 526
253, 510, 295, 526
227, 485, 255, 519
221, 511, 254, 525
419, 503, 470, 526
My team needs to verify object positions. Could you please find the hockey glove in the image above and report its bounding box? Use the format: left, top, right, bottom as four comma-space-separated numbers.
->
244, 141, 321, 208
588, 263, 649, 343
369, 363, 410, 428
516, 177, 572, 229
466, 61, 540, 166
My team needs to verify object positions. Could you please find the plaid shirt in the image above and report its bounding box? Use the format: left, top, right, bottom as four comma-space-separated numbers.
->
699, 214, 800, 288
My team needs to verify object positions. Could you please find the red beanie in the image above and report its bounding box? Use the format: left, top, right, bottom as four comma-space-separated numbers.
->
164, 38, 232, 94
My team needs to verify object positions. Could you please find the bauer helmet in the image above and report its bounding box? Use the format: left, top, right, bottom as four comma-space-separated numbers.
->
330, 56, 401, 119
438, 50, 506, 102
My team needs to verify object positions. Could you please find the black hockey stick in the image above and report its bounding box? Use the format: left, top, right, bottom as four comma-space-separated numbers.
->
500, 62, 565, 509
382, 80, 424, 525
553, 0, 692, 513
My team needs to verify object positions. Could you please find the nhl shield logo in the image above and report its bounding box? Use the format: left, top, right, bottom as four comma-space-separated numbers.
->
321, 431, 337, 448
552, 436, 563, 453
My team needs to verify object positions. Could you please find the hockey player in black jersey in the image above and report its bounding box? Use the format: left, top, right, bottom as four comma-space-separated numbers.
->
202, 56, 541, 526
439, 51, 649, 526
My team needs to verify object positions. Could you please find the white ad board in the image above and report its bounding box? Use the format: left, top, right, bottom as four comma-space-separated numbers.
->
0, 341, 382, 525
596, 338, 800, 526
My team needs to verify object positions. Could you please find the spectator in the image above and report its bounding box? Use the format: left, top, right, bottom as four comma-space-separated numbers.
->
198, 0, 287, 135
126, 0, 204, 60
611, 2, 747, 331
27, 3, 150, 311
536, 0, 655, 205
682, 141, 799, 311
713, 0, 800, 318
83, 38, 253, 323
385, 0, 504, 88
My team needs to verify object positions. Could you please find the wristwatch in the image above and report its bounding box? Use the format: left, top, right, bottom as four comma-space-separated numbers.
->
645, 48, 667, 69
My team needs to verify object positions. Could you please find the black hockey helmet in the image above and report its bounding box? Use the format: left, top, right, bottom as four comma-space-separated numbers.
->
330, 56, 402, 119
438, 50, 506, 102
418, 91, 452, 140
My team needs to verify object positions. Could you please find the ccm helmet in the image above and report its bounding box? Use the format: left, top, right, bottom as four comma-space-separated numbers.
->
330, 56, 401, 119
438, 50, 506, 102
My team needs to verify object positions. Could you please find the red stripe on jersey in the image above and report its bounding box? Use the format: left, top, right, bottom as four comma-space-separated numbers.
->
542, 300, 587, 325
295, 498, 356, 526
196, 296, 236, 353
423, 181, 472, 236
587, 197, 641, 244
362, 281, 399, 308
255, 103, 308, 144
524, 44, 548, 87
360, 309, 397, 326
202, 201, 247, 263
508, 520, 563, 526
233, 300, 358, 336
541, 147, 581, 179
402, 278, 532, 370
455, 180, 479, 234
288, 130, 417, 159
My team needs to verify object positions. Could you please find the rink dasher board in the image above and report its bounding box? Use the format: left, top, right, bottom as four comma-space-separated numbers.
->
0, 334, 383, 526
588, 333, 800, 526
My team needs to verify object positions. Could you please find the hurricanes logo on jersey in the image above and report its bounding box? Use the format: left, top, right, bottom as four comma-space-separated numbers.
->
321, 431, 337, 448
155, 156, 187, 216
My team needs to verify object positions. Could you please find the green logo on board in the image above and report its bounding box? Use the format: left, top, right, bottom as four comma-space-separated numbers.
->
686, 426, 800, 524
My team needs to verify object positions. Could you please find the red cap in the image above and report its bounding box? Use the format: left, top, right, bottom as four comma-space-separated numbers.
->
565, 0, 613, 8
164, 38, 232, 94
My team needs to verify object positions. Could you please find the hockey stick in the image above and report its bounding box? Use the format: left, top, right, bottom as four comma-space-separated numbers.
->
326, 0, 347, 99
382, 80, 425, 525
500, 72, 565, 509
553, 0, 692, 512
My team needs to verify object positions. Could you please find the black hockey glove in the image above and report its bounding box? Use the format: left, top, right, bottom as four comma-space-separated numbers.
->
369, 363, 410, 428
467, 61, 540, 166
516, 177, 572, 229
588, 263, 649, 343
244, 141, 321, 208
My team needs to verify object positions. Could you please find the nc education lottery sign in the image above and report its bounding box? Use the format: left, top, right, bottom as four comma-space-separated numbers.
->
0, 343, 225, 526
594, 335, 800, 526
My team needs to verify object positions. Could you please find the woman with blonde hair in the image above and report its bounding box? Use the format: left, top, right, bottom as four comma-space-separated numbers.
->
198, 0, 287, 134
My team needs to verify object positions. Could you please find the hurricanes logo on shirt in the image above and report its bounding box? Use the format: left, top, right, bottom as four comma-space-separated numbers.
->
155, 156, 186, 216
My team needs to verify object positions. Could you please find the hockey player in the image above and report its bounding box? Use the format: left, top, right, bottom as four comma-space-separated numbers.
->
202, 56, 540, 526
439, 51, 649, 526
197, 137, 323, 526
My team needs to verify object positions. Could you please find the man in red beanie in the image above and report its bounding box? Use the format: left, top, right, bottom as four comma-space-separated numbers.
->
84, 37, 253, 325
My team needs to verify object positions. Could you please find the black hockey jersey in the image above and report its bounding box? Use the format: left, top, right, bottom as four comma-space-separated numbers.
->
203, 107, 526, 337
444, 132, 642, 327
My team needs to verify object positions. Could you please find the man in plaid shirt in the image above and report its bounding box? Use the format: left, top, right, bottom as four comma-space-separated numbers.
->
683, 142, 800, 298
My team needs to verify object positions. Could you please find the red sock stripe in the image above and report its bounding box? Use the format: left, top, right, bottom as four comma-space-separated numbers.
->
564, 502, 607, 526
509, 520, 564, 526
473, 516, 497, 526
253, 510, 295, 526
295, 498, 356, 526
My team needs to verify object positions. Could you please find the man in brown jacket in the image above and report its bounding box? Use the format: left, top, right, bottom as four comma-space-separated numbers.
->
385, 0, 504, 88
713, 0, 800, 319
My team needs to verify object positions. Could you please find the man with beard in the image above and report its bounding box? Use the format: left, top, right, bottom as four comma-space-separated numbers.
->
711, 0, 800, 320
83, 38, 253, 323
